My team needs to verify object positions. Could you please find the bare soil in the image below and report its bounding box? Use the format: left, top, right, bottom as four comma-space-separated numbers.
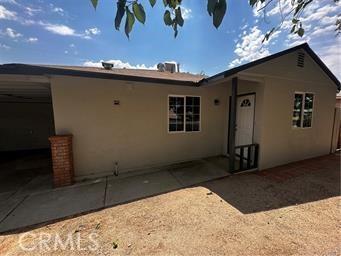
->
0, 155, 340, 256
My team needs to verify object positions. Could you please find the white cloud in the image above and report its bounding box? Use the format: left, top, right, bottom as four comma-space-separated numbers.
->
42, 23, 76, 36
228, 26, 280, 68
310, 24, 336, 37
25, 6, 41, 16
284, 1, 340, 48
317, 42, 341, 79
0, 43, 10, 49
240, 24, 248, 30
301, 4, 339, 24
0, 5, 16, 20
1, 27, 22, 38
266, 0, 292, 17
181, 7, 192, 20
0, 0, 18, 5
52, 7, 64, 15
26, 37, 38, 43
85, 27, 101, 36
21, 21, 95, 40
83, 59, 157, 70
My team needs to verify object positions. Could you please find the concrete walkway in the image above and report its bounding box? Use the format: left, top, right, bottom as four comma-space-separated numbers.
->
0, 156, 230, 233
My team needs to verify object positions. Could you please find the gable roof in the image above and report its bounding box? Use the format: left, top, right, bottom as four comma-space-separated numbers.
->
202, 43, 340, 90
0, 43, 339, 90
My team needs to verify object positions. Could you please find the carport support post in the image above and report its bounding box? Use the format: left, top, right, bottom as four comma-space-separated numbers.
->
229, 77, 238, 172
49, 135, 74, 187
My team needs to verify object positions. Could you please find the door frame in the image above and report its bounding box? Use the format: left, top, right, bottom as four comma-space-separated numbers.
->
227, 92, 256, 154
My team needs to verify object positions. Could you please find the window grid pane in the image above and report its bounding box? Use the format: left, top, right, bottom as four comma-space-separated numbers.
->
169, 96, 184, 132
185, 96, 200, 132
292, 94, 303, 128
303, 93, 314, 128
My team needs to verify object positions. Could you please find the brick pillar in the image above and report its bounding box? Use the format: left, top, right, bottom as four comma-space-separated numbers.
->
49, 135, 74, 187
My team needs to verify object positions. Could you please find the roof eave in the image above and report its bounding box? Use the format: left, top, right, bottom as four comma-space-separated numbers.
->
201, 43, 340, 90
0, 64, 199, 87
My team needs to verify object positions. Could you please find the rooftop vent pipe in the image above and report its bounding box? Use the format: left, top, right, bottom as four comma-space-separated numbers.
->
102, 62, 114, 70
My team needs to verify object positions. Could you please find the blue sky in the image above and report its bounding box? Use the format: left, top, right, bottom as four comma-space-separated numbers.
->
0, 0, 340, 77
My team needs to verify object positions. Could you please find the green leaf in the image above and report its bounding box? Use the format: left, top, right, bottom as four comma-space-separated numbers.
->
133, 2, 146, 24
290, 25, 296, 33
163, 0, 168, 7
213, 0, 226, 29
173, 22, 178, 38
207, 0, 217, 16
149, 0, 156, 7
249, 0, 258, 7
262, 27, 275, 42
168, 0, 177, 8
125, 7, 135, 38
90, 0, 98, 9
164, 10, 172, 26
175, 7, 184, 27
115, 0, 126, 30
292, 18, 299, 24
297, 27, 305, 37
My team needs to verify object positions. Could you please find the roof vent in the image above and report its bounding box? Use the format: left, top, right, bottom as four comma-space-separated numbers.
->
164, 62, 177, 73
157, 63, 166, 72
102, 62, 114, 70
157, 62, 180, 73
297, 52, 305, 68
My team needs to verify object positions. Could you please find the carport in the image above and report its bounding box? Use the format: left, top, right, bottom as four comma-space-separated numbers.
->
0, 75, 55, 199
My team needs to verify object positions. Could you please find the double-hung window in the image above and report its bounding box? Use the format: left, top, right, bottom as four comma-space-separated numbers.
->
168, 95, 200, 133
292, 92, 314, 128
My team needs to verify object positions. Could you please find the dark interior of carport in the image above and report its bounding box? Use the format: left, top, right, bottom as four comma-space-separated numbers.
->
0, 80, 55, 198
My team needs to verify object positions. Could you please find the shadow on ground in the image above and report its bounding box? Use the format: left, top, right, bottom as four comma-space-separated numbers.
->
0, 153, 340, 235
204, 154, 340, 214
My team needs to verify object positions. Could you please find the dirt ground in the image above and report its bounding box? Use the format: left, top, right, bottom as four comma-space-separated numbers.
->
0, 154, 340, 256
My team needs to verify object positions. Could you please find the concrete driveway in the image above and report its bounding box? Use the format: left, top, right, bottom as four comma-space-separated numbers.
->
0, 153, 339, 255
0, 156, 230, 233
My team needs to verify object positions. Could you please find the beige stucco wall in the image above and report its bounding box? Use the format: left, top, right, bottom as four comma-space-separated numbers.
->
51, 76, 228, 178
244, 49, 338, 169
50, 49, 338, 177
0, 102, 54, 151
257, 77, 337, 169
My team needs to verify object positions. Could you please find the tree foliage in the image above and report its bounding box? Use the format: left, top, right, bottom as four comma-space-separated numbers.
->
90, 0, 340, 40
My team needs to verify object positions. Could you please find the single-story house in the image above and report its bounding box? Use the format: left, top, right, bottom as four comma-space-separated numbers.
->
0, 43, 340, 182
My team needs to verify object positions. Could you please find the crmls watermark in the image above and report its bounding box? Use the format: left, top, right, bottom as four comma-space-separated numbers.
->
18, 232, 99, 252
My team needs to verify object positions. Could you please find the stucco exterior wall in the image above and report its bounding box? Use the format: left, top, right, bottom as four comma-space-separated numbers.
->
240, 49, 338, 169
50, 48, 337, 177
257, 77, 337, 169
51, 76, 228, 178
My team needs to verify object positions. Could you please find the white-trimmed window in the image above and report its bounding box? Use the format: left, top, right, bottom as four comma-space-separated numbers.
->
168, 95, 201, 133
292, 92, 314, 128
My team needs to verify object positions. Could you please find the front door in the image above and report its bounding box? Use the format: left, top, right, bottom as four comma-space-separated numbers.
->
235, 94, 255, 147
